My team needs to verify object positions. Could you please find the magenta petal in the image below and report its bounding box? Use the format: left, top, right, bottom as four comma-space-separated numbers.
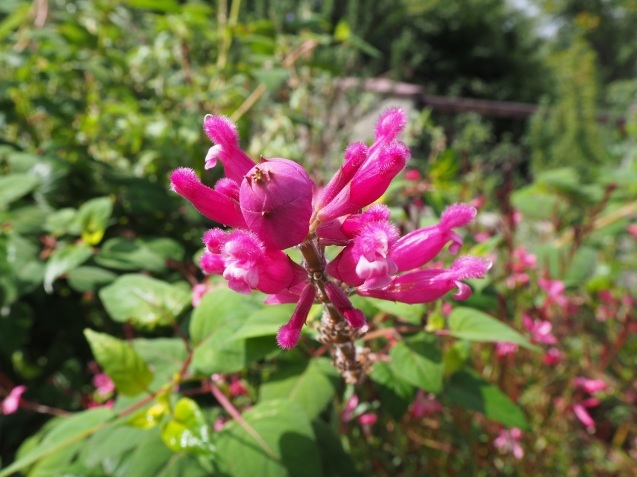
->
315, 142, 368, 210
324, 281, 366, 328
375, 108, 407, 143
170, 168, 247, 229
200, 252, 225, 275
277, 284, 316, 349
326, 247, 364, 287
1, 385, 26, 415
202, 115, 255, 182
240, 159, 314, 250
572, 403, 596, 429
257, 250, 308, 294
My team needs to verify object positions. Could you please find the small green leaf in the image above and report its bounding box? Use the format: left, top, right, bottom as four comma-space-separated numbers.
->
215, 400, 321, 477
84, 329, 153, 396
69, 197, 113, 245
389, 334, 443, 393
44, 208, 77, 236
99, 274, 191, 329
445, 369, 530, 430
43, 244, 93, 293
260, 355, 339, 419
161, 398, 214, 455
448, 307, 538, 351
0, 173, 39, 207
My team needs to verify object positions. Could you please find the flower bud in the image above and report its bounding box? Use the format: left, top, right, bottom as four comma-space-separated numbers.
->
240, 158, 314, 250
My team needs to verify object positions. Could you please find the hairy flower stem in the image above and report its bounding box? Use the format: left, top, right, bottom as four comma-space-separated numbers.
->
299, 237, 370, 384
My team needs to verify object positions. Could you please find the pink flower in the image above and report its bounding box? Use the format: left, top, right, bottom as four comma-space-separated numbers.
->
358, 256, 491, 304
341, 394, 359, 423
573, 377, 607, 395
228, 378, 247, 397
240, 159, 314, 250
539, 278, 568, 309
495, 342, 519, 358
93, 373, 115, 397
522, 315, 557, 345
192, 283, 212, 307
171, 110, 490, 349
474, 232, 491, 243
543, 347, 563, 365
358, 412, 377, 426
627, 224, 637, 238
572, 402, 597, 430
493, 427, 524, 459
1, 385, 26, 415
405, 169, 421, 181
410, 390, 442, 418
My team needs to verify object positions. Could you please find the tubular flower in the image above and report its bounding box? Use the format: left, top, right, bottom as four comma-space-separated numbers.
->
170, 109, 490, 356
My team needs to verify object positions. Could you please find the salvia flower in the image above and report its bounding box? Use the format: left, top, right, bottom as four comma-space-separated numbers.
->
170, 109, 490, 360
1, 385, 26, 415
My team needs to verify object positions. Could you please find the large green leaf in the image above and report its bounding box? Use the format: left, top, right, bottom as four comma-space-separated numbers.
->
445, 369, 530, 430
190, 289, 276, 375
370, 361, 415, 419
43, 243, 93, 293
260, 355, 339, 419
0, 173, 39, 207
132, 338, 188, 386
0, 408, 115, 477
84, 329, 153, 396
99, 274, 191, 329
448, 307, 538, 351
161, 398, 215, 455
67, 266, 118, 292
389, 333, 443, 393
215, 399, 322, 477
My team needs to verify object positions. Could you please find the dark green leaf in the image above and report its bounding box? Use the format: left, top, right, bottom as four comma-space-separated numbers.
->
370, 361, 415, 419
84, 329, 153, 396
445, 369, 530, 430
95, 238, 169, 273
312, 420, 359, 477
364, 297, 425, 324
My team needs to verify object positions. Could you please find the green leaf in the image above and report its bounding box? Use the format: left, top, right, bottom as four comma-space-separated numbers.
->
448, 307, 538, 351
43, 243, 93, 293
133, 338, 188, 387
445, 369, 530, 430
80, 425, 148, 469
260, 355, 339, 419
312, 420, 359, 477
215, 399, 322, 477
565, 246, 597, 286
0, 303, 33, 356
118, 427, 211, 477
389, 334, 443, 393
69, 197, 113, 245
99, 274, 191, 329
44, 208, 77, 236
231, 304, 295, 340
370, 361, 415, 419
364, 297, 425, 324
95, 238, 169, 273
161, 398, 214, 455
67, 266, 117, 292
124, 0, 181, 13
1, 408, 114, 477
0, 173, 39, 208
190, 289, 276, 375
84, 329, 153, 396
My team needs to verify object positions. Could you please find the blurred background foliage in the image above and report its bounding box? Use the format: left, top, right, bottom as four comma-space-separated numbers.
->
1, 0, 637, 475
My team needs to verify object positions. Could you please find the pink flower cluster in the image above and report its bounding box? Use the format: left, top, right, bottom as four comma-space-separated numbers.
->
571, 377, 608, 431
171, 109, 490, 348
